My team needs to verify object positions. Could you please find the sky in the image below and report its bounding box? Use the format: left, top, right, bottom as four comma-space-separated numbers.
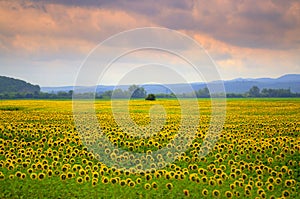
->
0, 0, 300, 86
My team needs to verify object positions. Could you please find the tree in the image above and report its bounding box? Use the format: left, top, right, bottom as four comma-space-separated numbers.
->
128, 85, 146, 98
248, 86, 260, 97
145, 94, 156, 100
196, 87, 210, 98
111, 88, 127, 98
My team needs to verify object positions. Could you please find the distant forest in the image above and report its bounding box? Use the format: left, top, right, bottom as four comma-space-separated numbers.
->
0, 76, 299, 99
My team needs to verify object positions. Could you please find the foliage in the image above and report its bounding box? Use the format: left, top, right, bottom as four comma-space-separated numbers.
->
128, 85, 147, 99
248, 86, 260, 97
145, 94, 156, 101
1, 85, 300, 100
195, 87, 210, 98
0, 76, 40, 93
227, 86, 300, 98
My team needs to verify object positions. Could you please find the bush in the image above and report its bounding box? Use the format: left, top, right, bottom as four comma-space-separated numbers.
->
145, 94, 156, 101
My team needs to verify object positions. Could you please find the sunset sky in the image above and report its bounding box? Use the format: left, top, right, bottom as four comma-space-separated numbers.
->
0, 0, 300, 86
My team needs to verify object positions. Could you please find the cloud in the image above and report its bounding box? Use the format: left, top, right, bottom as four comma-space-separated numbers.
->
7, 0, 299, 50
0, 1, 153, 59
0, 0, 299, 86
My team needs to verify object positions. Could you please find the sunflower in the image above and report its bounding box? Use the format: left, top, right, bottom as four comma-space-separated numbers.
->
217, 179, 223, 186
38, 173, 46, 180
255, 181, 263, 187
189, 173, 197, 182
30, 173, 37, 180
183, 189, 190, 197
225, 191, 232, 198
284, 180, 292, 187
198, 168, 205, 175
202, 189, 208, 197
267, 184, 274, 191
256, 169, 262, 175
275, 177, 282, 185
0, 173, 4, 180
85, 175, 90, 182
124, 170, 130, 176
234, 191, 240, 197
76, 177, 83, 184
9, 174, 14, 180
277, 172, 283, 178
79, 169, 86, 176
101, 176, 109, 184
145, 174, 152, 181
119, 180, 126, 187
257, 188, 265, 195
110, 177, 118, 184
128, 181, 135, 187
165, 173, 171, 180
212, 190, 220, 197
267, 177, 274, 184
60, 173, 67, 181
15, 171, 22, 178
67, 172, 74, 179
244, 189, 251, 197
92, 171, 99, 178
201, 176, 208, 183
230, 173, 236, 179
152, 182, 158, 189
166, 182, 173, 190
221, 173, 228, 180
47, 169, 53, 177
209, 179, 216, 186
143, 183, 151, 190
287, 170, 293, 176
92, 180, 98, 187
125, 178, 132, 185
230, 184, 235, 190
260, 192, 266, 198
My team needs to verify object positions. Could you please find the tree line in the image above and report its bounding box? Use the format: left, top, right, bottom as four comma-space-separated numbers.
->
227, 86, 300, 98
0, 85, 299, 99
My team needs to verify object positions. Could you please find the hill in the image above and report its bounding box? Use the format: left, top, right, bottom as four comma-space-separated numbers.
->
41, 74, 300, 94
0, 76, 40, 93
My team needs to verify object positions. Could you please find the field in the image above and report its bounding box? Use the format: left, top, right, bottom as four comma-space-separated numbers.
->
0, 99, 299, 198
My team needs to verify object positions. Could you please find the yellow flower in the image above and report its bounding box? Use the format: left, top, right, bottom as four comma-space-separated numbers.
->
144, 183, 151, 190
225, 191, 232, 198
110, 177, 118, 184
76, 177, 83, 184
202, 189, 208, 196
30, 173, 37, 180
151, 182, 158, 189
15, 171, 22, 178
183, 189, 190, 197
60, 174, 67, 181
101, 176, 109, 184
212, 190, 220, 197
128, 181, 135, 187
166, 182, 173, 190
145, 174, 152, 181
282, 190, 290, 198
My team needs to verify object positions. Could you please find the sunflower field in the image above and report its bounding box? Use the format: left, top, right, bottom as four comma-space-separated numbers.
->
0, 99, 299, 198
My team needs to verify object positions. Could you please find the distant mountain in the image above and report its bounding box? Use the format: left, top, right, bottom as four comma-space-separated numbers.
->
220, 74, 300, 93
0, 76, 40, 93
41, 74, 300, 94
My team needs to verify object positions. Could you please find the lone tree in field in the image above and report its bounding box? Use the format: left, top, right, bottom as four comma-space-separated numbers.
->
145, 94, 156, 101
